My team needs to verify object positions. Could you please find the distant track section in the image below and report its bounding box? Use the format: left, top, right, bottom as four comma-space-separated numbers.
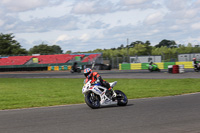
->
0, 69, 200, 79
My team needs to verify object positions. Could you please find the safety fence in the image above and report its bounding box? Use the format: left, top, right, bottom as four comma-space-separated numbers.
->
119, 61, 193, 70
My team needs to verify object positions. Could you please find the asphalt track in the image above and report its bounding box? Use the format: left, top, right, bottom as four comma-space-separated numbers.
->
0, 69, 200, 133
0, 69, 200, 79
1, 93, 200, 133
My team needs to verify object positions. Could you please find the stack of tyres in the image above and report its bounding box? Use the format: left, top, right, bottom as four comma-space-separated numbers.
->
47, 66, 51, 71
172, 65, 179, 74
168, 65, 173, 73
179, 65, 184, 73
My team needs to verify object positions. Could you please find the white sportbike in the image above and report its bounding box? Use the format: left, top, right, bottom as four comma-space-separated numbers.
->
82, 80, 128, 109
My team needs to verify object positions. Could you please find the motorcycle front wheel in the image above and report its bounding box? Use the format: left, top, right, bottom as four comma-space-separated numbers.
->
148, 68, 153, 72
85, 91, 100, 109
70, 70, 74, 73
115, 90, 128, 106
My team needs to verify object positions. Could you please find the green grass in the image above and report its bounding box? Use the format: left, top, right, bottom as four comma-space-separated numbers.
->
0, 78, 200, 110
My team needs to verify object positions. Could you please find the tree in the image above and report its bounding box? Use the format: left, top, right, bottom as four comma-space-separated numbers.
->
29, 43, 63, 54
93, 49, 103, 53
0, 33, 28, 55
65, 50, 72, 54
145, 40, 151, 46
132, 44, 147, 55
155, 39, 177, 48
52, 45, 63, 54
185, 43, 193, 53
129, 41, 144, 48
117, 44, 124, 50
127, 41, 152, 55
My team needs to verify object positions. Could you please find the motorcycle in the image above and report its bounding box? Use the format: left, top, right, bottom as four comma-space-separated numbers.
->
146, 64, 160, 72
82, 80, 128, 109
194, 64, 200, 72
70, 67, 81, 73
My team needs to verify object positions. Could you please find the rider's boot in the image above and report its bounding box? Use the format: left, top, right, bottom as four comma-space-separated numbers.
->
108, 87, 116, 99
111, 89, 116, 97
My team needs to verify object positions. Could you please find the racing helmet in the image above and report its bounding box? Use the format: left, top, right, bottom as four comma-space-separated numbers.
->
84, 68, 92, 78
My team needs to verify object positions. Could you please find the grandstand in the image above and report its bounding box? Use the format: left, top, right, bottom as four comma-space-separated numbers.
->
37, 54, 85, 64
0, 56, 33, 66
82, 54, 101, 62
0, 53, 102, 71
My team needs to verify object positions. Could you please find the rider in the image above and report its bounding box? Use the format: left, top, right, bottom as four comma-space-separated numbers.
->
84, 68, 114, 97
192, 58, 200, 69
72, 62, 78, 72
149, 61, 154, 69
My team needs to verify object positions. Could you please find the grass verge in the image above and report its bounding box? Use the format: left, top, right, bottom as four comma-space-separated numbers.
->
0, 78, 200, 110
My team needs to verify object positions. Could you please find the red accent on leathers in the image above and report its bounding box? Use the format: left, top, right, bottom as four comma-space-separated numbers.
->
85, 72, 100, 84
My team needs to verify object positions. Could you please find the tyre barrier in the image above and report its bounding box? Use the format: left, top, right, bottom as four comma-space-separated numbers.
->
173, 65, 179, 74
179, 65, 184, 73
48, 65, 69, 71
168, 65, 173, 73
168, 65, 185, 74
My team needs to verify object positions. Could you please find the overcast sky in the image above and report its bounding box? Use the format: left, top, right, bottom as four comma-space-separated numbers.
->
0, 0, 200, 52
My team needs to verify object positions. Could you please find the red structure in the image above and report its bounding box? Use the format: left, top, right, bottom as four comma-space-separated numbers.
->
0, 56, 33, 66
0, 54, 101, 66
82, 54, 100, 62
172, 65, 179, 74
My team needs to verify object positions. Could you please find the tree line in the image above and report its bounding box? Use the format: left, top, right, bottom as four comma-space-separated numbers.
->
89, 40, 200, 59
0, 33, 63, 56
0, 33, 200, 59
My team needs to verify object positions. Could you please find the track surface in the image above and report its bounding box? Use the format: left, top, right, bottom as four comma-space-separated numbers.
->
0, 69, 200, 133
0, 69, 200, 79
1, 93, 200, 133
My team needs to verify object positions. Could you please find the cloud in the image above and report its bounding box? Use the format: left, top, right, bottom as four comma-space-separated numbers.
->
184, 9, 198, 18
88, 21, 110, 29
0, 0, 64, 12
144, 12, 165, 25
0, 19, 5, 27
177, 37, 200, 46
169, 25, 180, 30
120, 0, 161, 10
80, 34, 90, 42
122, 0, 148, 5
0, 15, 79, 33
144, 29, 160, 36
1, 0, 48, 12
56, 34, 74, 42
1, 0, 200, 53
165, 0, 189, 11
191, 22, 200, 30
71, 1, 96, 14
161, 0, 200, 34
71, 0, 118, 14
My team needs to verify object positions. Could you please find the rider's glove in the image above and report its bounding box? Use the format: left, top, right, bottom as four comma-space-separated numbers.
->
94, 78, 100, 84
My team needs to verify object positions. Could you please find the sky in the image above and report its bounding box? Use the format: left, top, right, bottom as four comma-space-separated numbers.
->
0, 0, 200, 52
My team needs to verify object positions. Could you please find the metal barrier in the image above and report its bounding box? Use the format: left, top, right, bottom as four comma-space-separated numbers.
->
119, 61, 192, 70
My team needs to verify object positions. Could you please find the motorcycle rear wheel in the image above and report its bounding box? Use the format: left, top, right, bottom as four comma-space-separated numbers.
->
115, 90, 128, 106
77, 69, 81, 73
85, 91, 100, 109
